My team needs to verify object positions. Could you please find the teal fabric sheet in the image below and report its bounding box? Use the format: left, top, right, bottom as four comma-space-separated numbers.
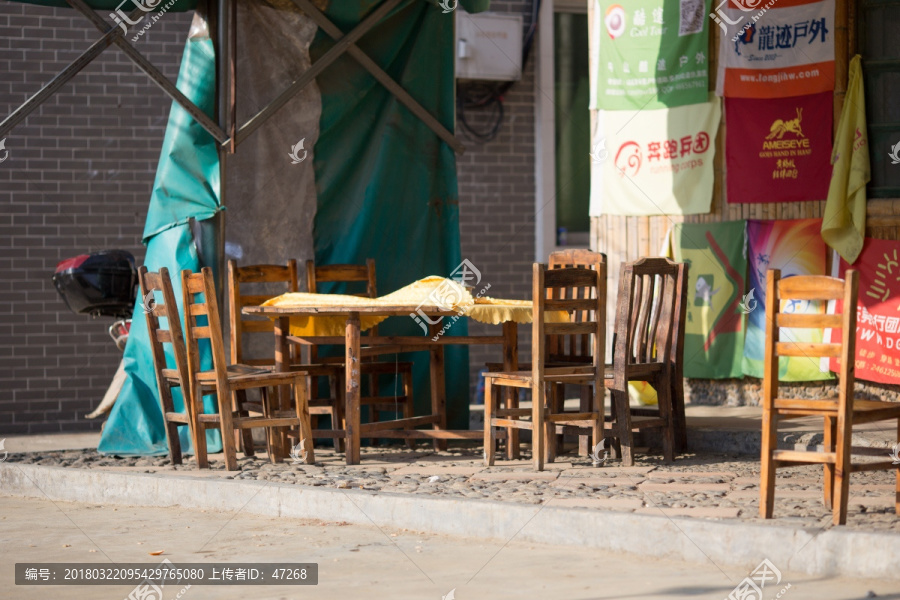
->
99, 35, 222, 455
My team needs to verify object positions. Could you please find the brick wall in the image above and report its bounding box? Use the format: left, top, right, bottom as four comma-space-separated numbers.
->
456, 1, 537, 395
0, 2, 192, 434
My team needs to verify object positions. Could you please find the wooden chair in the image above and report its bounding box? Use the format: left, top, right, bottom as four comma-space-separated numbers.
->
226, 260, 299, 456
138, 266, 192, 465
304, 259, 414, 447
483, 263, 605, 471
182, 267, 315, 471
606, 257, 688, 466
486, 250, 607, 460
546, 250, 608, 459
760, 269, 900, 525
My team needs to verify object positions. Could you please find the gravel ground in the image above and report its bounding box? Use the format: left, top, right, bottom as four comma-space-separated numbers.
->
8, 444, 899, 534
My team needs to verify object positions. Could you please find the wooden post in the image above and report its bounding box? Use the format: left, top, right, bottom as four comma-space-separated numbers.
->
345, 313, 362, 464
272, 316, 292, 462
502, 320, 520, 459
428, 322, 448, 451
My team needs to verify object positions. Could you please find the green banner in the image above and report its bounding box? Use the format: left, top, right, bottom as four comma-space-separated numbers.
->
592, 0, 710, 110
671, 221, 747, 378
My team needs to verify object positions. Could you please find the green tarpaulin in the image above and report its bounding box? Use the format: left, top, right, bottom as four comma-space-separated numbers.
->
311, 0, 471, 429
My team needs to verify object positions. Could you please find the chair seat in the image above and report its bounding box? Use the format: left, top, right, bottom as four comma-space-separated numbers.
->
485, 361, 591, 371
773, 398, 900, 422
484, 365, 598, 388
197, 368, 308, 391
603, 362, 664, 380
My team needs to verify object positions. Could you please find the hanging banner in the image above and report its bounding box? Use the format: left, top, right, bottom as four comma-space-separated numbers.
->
725, 91, 832, 203
828, 239, 900, 385
592, 0, 711, 110
590, 98, 721, 216
742, 218, 831, 381
670, 221, 748, 378
714, 0, 835, 98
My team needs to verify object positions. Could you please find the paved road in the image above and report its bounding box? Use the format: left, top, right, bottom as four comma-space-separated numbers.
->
0, 495, 895, 600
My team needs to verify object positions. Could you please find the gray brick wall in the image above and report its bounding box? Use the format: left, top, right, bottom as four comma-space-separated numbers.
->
0, 2, 192, 434
457, 1, 537, 396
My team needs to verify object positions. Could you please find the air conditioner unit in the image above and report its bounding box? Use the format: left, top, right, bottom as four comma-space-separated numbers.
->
455, 10, 523, 82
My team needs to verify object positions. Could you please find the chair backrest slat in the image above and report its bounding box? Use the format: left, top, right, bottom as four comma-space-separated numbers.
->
776, 312, 843, 329
227, 259, 298, 365
306, 259, 377, 298
775, 342, 842, 358
777, 275, 846, 301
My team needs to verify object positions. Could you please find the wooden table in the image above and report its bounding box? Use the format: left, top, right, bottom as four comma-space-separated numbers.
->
243, 303, 520, 464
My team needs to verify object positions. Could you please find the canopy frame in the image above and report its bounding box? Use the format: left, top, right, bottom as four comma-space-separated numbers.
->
0, 0, 464, 154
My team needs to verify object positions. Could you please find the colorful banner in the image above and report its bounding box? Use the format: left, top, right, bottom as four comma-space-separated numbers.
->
742, 218, 831, 381
671, 221, 748, 378
592, 0, 711, 110
714, 0, 835, 98
589, 98, 721, 216
725, 91, 832, 203
829, 239, 900, 384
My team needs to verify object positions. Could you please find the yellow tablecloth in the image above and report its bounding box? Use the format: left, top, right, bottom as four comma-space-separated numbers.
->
259, 276, 564, 337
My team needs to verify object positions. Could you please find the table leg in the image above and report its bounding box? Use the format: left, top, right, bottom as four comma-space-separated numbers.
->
272, 316, 291, 462
428, 323, 447, 451
345, 313, 362, 465
502, 321, 520, 460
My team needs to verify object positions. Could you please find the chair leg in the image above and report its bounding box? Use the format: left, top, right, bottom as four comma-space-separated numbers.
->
532, 380, 545, 472
166, 420, 183, 465
367, 371, 381, 447
592, 382, 603, 456
607, 392, 622, 459
484, 378, 495, 467
220, 391, 239, 472
823, 415, 835, 510
332, 375, 346, 453
656, 373, 675, 464
190, 386, 208, 469
671, 368, 688, 453
160, 393, 183, 466
506, 387, 520, 460
235, 389, 255, 458
579, 384, 592, 457
294, 378, 315, 464
759, 408, 777, 519
402, 368, 415, 450
612, 389, 633, 466
833, 409, 852, 525
261, 387, 281, 464
545, 384, 560, 464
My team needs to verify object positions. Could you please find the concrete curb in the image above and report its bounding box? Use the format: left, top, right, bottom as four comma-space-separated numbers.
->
1, 463, 897, 581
